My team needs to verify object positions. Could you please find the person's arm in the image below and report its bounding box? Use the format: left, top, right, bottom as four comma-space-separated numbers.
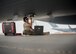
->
28, 18, 32, 28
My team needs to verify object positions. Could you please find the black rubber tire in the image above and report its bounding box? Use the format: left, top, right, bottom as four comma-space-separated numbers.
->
4, 33, 7, 36
13, 33, 15, 36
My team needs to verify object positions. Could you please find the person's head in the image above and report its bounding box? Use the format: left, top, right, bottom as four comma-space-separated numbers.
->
23, 16, 28, 22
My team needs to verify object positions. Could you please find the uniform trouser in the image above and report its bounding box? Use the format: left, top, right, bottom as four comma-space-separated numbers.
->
23, 30, 34, 35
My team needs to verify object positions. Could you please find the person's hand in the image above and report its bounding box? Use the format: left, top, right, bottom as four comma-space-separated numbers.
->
30, 29, 33, 31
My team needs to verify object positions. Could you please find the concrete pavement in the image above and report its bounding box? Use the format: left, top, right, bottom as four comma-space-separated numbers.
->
0, 34, 76, 54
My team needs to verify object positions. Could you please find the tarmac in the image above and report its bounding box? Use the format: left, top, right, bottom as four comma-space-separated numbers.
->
0, 34, 76, 54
